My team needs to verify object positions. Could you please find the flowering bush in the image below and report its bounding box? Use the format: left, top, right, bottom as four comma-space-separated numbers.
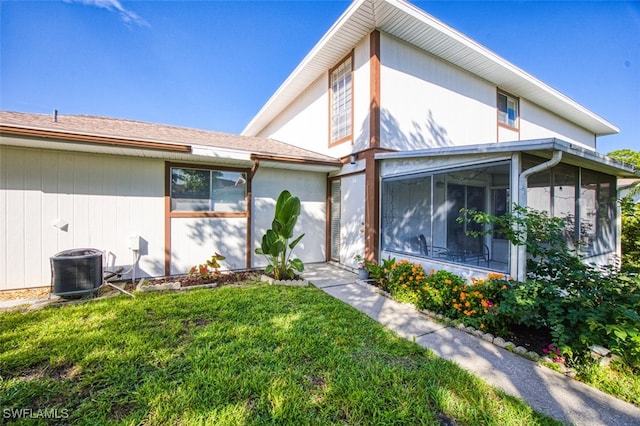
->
542, 344, 565, 364
387, 260, 426, 305
416, 270, 465, 316
365, 257, 395, 292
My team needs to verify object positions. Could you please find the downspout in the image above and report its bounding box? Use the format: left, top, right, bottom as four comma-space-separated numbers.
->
247, 158, 260, 270
516, 150, 562, 281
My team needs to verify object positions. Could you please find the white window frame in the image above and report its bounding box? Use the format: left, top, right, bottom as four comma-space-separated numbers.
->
498, 90, 519, 129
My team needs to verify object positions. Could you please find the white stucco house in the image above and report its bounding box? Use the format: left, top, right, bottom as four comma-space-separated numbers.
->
240, 0, 637, 280
1, 0, 636, 291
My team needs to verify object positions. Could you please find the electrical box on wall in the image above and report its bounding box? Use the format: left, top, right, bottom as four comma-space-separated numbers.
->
129, 235, 141, 251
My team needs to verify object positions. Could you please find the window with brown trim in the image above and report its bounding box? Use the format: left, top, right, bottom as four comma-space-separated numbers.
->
497, 90, 519, 129
329, 54, 353, 145
170, 166, 247, 213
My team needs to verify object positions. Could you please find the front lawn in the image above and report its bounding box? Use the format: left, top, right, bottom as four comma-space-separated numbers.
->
0, 284, 558, 425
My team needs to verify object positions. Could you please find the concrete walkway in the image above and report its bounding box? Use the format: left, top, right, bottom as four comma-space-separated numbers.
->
304, 263, 640, 426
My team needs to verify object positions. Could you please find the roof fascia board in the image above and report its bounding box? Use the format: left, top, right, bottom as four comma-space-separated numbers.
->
0, 124, 192, 153
376, 138, 637, 177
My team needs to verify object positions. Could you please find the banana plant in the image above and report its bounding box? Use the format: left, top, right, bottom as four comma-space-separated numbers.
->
255, 190, 305, 280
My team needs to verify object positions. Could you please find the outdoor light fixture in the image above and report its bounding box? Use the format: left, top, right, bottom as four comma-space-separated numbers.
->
350, 154, 357, 164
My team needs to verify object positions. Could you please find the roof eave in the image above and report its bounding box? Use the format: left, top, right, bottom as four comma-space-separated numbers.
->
0, 124, 192, 153
376, 138, 638, 178
242, 0, 618, 138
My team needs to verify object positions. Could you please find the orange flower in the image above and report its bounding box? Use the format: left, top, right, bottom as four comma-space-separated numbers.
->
459, 292, 467, 300
501, 285, 507, 290
444, 279, 452, 285
430, 269, 435, 275
402, 284, 407, 289
465, 301, 471, 308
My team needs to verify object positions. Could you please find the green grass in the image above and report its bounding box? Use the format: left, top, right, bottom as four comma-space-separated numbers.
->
0, 284, 560, 425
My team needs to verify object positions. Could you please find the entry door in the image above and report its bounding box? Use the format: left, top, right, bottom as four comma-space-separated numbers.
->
329, 179, 341, 261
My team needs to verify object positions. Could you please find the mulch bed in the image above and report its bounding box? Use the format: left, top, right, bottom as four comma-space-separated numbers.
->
140, 270, 260, 287
502, 324, 554, 356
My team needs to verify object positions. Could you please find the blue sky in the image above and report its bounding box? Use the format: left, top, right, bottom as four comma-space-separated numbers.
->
1, 0, 638, 154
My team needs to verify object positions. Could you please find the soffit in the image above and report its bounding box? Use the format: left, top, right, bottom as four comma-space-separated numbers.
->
242, 0, 618, 137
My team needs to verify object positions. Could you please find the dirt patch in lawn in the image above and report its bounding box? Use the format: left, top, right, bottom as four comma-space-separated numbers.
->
0, 288, 50, 302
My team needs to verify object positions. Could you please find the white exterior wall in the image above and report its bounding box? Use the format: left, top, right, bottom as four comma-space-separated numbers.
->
257, 74, 329, 155
519, 99, 596, 148
380, 33, 497, 150
170, 217, 247, 275
337, 171, 366, 268
380, 33, 598, 150
255, 36, 371, 158
251, 168, 327, 268
0, 146, 165, 290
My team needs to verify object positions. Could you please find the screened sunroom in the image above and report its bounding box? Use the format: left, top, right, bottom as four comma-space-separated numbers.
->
377, 139, 635, 280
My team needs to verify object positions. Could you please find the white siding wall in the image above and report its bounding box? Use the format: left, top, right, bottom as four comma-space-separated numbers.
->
380, 33, 597, 149
255, 36, 371, 159
251, 168, 327, 268
0, 146, 165, 290
338, 172, 366, 268
380, 33, 497, 150
257, 74, 329, 154
170, 217, 246, 274
519, 99, 596, 148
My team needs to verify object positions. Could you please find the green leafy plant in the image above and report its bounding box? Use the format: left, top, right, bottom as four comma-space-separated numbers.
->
365, 257, 395, 291
255, 190, 305, 280
620, 196, 640, 272
189, 253, 226, 279
463, 204, 640, 367
353, 254, 366, 269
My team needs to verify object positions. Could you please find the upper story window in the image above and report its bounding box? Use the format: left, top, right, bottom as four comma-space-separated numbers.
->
329, 54, 353, 145
170, 167, 247, 212
498, 91, 519, 129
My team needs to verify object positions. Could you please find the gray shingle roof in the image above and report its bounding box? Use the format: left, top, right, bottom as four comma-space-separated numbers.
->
0, 111, 340, 165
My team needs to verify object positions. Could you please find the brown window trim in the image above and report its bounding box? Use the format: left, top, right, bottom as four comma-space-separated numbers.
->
497, 89, 520, 132
164, 161, 251, 274
328, 51, 354, 148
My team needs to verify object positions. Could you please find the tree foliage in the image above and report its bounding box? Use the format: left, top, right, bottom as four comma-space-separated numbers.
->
608, 149, 640, 270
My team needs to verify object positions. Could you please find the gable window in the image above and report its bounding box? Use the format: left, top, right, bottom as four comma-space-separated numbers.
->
498, 91, 519, 129
329, 54, 353, 145
170, 167, 247, 212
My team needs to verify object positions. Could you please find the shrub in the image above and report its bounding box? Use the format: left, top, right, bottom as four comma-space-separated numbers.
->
387, 260, 426, 305
416, 270, 465, 317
